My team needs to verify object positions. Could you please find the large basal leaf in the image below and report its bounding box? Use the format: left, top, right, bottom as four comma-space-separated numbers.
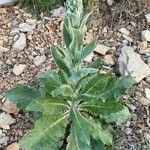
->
51, 45, 70, 75
70, 108, 91, 145
80, 75, 134, 101
100, 76, 135, 100
4, 85, 40, 110
102, 106, 131, 125
80, 101, 123, 116
66, 131, 91, 150
70, 109, 112, 146
26, 94, 69, 115
79, 38, 97, 62
37, 70, 61, 95
80, 73, 111, 99
38, 77, 60, 95
19, 114, 69, 150
52, 84, 73, 98
90, 136, 106, 150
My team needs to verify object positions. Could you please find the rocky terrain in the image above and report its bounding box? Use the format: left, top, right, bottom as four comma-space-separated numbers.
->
0, 1, 150, 150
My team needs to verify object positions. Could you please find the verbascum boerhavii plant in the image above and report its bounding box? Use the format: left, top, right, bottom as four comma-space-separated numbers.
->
4, 0, 135, 149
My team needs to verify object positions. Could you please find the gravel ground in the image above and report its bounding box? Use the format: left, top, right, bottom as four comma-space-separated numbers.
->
0, 2, 150, 150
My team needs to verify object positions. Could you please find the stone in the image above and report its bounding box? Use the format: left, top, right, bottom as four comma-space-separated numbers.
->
94, 44, 111, 55
0, 8, 7, 14
19, 23, 35, 32
0, 136, 9, 144
107, 0, 114, 6
0, 113, 16, 128
0, 0, 14, 6
145, 88, 150, 99
51, 7, 64, 17
13, 64, 27, 76
26, 19, 37, 25
125, 128, 132, 135
0, 46, 9, 54
104, 55, 114, 65
139, 97, 150, 105
138, 41, 150, 54
141, 30, 150, 41
119, 28, 130, 35
145, 13, 150, 23
0, 130, 2, 136
144, 133, 150, 143
118, 46, 150, 83
84, 52, 94, 62
1, 124, 10, 130
13, 33, 26, 51
2, 100, 19, 115
122, 34, 133, 42
7, 142, 19, 150
33, 55, 46, 66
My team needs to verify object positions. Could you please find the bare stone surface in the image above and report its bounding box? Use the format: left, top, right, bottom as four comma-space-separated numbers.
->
145, 13, 150, 23
13, 33, 26, 51
13, 64, 27, 76
141, 30, 150, 41
0, 0, 14, 6
119, 28, 130, 35
104, 55, 115, 65
7, 142, 19, 150
145, 88, 150, 99
2, 100, 19, 115
33, 55, 46, 66
19, 23, 35, 32
118, 46, 150, 83
94, 44, 110, 55
0, 113, 16, 128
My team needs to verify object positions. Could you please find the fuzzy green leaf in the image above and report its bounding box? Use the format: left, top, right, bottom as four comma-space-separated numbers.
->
63, 16, 72, 48
79, 13, 91, 32
70, 109, 112, 146
66, 131, 91, 150
80, 101, 123, 115
87, 58, 102, 69
19, 114, 68, 150
80, 73, 111, 98
90, 137, 105, 150
58, 70, 70, 85
69, 28, 84, 59
102, 107, 131, 125
79, 38, 97, 62
71, 108, 91, 145
80, 75, 134, 100
52, 84, 73, 98
70, 68, 98, 83
51, 45, 70, 75
26, 94, 69, 115
4, 85, 40, 110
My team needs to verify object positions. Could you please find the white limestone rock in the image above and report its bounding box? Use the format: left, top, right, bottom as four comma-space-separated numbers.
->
13, 33, 26, 51
141, 30, 150, 41
94, 44, 111, 55
33, 55, 46, 66
13, 64, 27, 76
118, 46, 150, 83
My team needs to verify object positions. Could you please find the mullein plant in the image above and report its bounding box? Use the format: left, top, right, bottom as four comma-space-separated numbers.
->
5, 0, 135, 149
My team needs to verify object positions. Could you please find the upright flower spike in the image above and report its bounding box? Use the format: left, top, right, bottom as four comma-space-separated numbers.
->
65, 0, 83, 17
